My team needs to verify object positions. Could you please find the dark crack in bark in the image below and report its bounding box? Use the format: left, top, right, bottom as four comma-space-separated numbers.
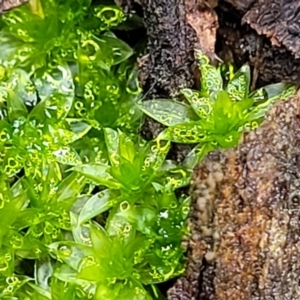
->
116, 0, 198, 161
169, 92, 300, 299
222, 0, 300, 59
116, 0, 197, 98
242, 0, 300, 59
216, 2, 300, 87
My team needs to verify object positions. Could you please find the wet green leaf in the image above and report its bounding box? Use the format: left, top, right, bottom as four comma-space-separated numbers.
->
72, 163, 121, 189
226, 65, 251, 101
6, 90, 28, 122
95, 279, 152, 300
158, 121, 205, 143
180, 89, 213, 119
0, 192, 28, 246
53, 147, 82, 166
141, 139, 170, 175
56, 172, 87, 203
78, 34, 133, 70
183, 143, 215, 170
30, 65, 74, 122
248, 83, 297, 120
139, 99, 198, 126
250, 82, 296, 103
35, 258, 53, 291
195, 49, 223, 96
78, 190, 115, 224
49, 241, 93, 270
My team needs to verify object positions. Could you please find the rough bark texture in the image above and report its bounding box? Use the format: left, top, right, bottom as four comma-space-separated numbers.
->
224, 0, 300, 59
168, 93, 300, 299
116, 0, 198, 161
216, 1, 300, 87
185, 0, 218, 59
0, 0, 28, 12
116, 0, 197, 98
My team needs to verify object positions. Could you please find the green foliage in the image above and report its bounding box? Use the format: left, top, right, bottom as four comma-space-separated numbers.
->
0, 66, 90, 178
0, 1, 293, 298
140, 50, 297, 168
0, 0, 127, 70
0, 0, 142, 133
0, 1, 190, 299
73, 128, 189, 194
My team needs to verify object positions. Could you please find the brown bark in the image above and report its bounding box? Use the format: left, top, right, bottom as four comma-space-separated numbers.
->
216, 1, 300, 87
116, 0, 197, 98
169, 91, 300, 300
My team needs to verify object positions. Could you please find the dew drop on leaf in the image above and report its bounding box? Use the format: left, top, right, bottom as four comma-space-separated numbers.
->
4, 253, 11, 261
120, 201, 130, 211
159, 210, 169, 219
80, 255, 95, 269
5, 285, 14, 293
140, 174, 150, 181
31, 224, 44, 238
182, 205, 190, 215
44, 221, 55, 235
0, 257, 9, 271
0, 195, 5, 209
58, 245, 72, 257
10, 234, 23, 248
5, 276, 19, 286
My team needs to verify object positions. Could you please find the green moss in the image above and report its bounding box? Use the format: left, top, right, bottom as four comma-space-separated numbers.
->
140, 49, 296, 169
0, 1, 190, 299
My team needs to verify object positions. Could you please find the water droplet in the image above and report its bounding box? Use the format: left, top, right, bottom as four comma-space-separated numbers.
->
159, 210, 169, 219
120, 201, 130, 211
10, 234, 23, 248
34, 248, 42, 255
6, 276, 19, 285
182, 205, 190, 215
140, 174, 150, 182
51, 228, 59, 239
80, 256, 95, 269
58, 245, 72, 257
0, 257, 9, 271
5, 284, 14, 293
5, 253, 12, 261
170, 201, 177, 208
44, 221, 55, 235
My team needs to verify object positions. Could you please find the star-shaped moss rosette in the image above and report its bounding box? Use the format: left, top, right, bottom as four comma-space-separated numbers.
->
0, 0, 143, 134
49, 197, 189, 300
139, 50, 297, 169
64, 130, 190, 294
0, 66, 91, 178
0, 0, 129, 71
0, 175, 48, 281
72, 128, 190, 206
0, 161, 93, 290
70, 58, 143, 134
0, 270, 94, 299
